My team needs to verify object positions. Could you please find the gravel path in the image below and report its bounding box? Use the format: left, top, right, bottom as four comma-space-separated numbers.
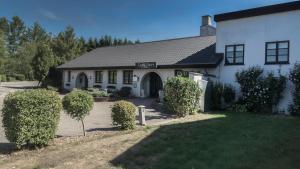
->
0, 82, 172, 144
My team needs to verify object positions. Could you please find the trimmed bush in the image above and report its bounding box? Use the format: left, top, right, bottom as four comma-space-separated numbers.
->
111, 101, 136, 130
2, 89, 62, 148
62, 90, 94, 136
164, 77, 202, 117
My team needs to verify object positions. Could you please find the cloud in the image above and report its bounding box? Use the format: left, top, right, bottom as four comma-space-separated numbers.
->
38, 8, 62, 21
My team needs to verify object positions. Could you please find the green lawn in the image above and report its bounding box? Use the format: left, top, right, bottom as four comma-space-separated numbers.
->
112, 113, 300, 169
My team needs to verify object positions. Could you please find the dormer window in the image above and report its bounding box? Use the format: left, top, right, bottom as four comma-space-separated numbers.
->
225, 44, 244, 65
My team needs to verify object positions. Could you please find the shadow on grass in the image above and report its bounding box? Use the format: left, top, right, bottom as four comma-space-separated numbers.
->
111, 113, 300, 169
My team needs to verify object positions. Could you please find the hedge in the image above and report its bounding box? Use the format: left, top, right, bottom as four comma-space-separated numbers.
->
111, 100, 136, 130
164, 77, 202, 117
2, 89, 62, 148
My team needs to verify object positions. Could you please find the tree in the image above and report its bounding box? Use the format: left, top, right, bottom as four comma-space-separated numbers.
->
0, 30, 7, 74
32, 43, 54, 85
28, 22, 50, 43
62, 90, 94, 136
78, 36, 87, 54
51, 26, 81, 65
8, 16, 28, 54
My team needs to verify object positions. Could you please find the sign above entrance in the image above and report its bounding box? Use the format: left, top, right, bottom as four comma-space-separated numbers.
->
135, 62, 156, 69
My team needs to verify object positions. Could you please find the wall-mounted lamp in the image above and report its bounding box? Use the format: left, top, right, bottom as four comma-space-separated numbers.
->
133, 75, 139, 82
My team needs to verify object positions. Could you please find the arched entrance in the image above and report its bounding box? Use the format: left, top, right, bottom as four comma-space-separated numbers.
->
141, 72, 163, 98
76, 72, 88, 89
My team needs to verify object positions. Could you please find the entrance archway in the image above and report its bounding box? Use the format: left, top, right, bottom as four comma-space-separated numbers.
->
141, 72, 163, 98
76, 72, 88, 89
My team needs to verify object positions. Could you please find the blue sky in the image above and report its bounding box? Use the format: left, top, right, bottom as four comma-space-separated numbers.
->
0, 0, 292, 42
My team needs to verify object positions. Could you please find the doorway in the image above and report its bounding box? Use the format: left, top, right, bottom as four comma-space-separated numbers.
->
76, 72, 88, 89
141, 72, 163, 98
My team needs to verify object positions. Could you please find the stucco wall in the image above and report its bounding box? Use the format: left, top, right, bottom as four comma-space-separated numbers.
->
216, 10, 300, 112
62, 68, 216, 97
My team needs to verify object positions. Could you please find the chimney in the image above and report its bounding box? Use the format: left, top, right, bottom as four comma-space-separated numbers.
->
200, 15, 216, 36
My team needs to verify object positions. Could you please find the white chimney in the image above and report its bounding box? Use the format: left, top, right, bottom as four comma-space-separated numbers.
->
200, 15, 216, 36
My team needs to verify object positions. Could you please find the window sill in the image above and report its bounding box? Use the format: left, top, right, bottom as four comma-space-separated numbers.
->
224, 63, 244, 66
123, 83, 133, 85
265, 62, 289, 65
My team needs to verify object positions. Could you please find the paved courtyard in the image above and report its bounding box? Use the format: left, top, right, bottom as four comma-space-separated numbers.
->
0, 81, 172, 144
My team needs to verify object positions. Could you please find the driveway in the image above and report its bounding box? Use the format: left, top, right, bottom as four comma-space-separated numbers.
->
0, 82, 172, 144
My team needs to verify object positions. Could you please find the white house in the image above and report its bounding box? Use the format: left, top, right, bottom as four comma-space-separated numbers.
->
58, 1, 300, 112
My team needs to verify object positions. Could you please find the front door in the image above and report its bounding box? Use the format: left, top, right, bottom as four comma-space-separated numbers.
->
149, 73, 163, 98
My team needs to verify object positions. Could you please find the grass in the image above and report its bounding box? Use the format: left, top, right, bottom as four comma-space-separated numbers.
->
0, 113, 299, 169
112, 112, 300, 169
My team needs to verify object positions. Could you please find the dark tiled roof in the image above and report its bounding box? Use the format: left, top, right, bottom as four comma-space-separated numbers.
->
58, 36, 222, 70
215, 1, 300, 22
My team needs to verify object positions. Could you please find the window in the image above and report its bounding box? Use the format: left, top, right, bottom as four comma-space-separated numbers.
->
225, 44, 244, 65
266, 41, 289, 64
108, 70, 117, 84
174, 70, 189, 77
95, 71, 102, 83
123, 70, 133, 84
67, 71, 71, 82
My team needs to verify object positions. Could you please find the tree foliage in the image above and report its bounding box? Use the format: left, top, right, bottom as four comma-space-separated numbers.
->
32, 43, 54, 85
62, 90, 94, 136
0, 16, 140, 86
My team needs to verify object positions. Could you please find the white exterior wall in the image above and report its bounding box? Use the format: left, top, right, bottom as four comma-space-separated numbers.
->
216, 10, 300, 112
63, 68, 216, 97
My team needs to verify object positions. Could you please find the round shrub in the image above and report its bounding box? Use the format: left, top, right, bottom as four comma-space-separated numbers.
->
111, 101, 136, 130
164, 77, 202, 117
62, 90, 94, 136
2, 89, 62, 148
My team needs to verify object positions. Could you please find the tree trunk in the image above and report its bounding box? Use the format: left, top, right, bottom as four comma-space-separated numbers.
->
81, 119, 86, 136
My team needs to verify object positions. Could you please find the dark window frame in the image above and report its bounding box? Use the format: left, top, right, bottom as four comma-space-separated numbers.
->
67, 71, 71, 82
108, 70, 117, 84
123, 70, 133, 84
225, 44, 245, 65
95, 71, 102, 83
265, 41, 290, 65
174, 70, 189, 77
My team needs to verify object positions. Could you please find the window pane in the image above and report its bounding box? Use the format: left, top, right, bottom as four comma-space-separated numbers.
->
235, 57, 243, 63
278, 55, 288, 62
267, 49, 276, 56
226, 51, 234, 58
226, 57, 234, 63
236, 45, 244, 51
226, 46, 234, 52
278, 42, 288, 49
267, 56, 276, 62
278, 49, 288, 56
235, 51, 243, 57
267, 43, 276, 49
